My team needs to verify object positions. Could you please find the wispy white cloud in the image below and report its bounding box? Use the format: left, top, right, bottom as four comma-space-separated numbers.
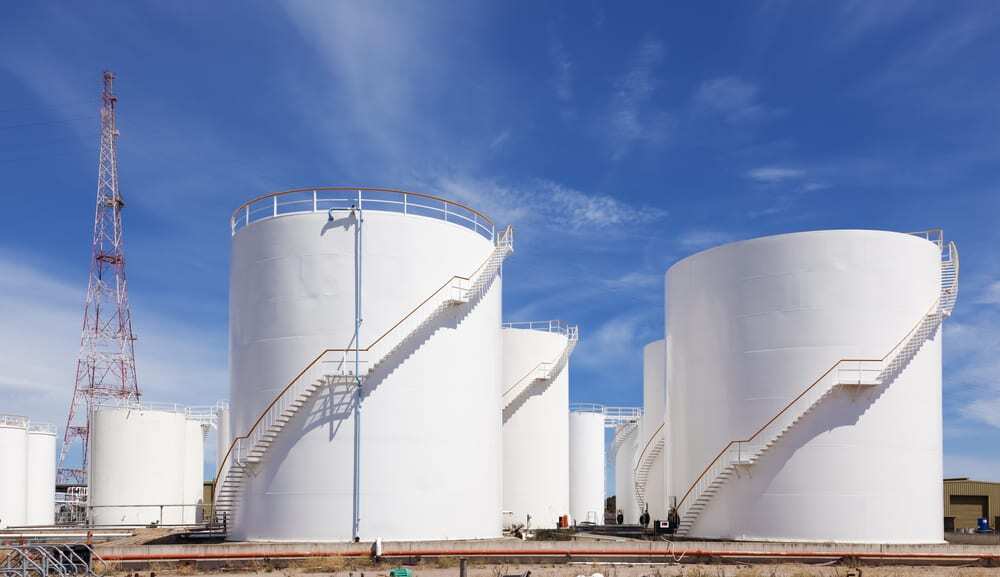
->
945, 314, 1000, 430
746, 166, 806, 183
606, 38, 670, 160
573, 311, 659, 374
0, 252, 227, 466
434, 176, 667, 232
944, 453, 1000, 482
693, 76, 771, 124
602, 271, 661, 291
678, 230, 736, 250
550, 40, 574, 103
830, 0, 920, 47
977, 280, 1000, 305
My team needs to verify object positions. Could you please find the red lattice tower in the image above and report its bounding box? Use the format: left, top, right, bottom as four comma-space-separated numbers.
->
58, 71, 141, 485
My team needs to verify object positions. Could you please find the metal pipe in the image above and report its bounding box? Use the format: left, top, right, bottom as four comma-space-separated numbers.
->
352, 189, 364, 542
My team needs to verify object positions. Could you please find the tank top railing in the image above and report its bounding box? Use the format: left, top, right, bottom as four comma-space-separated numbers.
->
675, 238, 959, 536
230, 187, 496, 242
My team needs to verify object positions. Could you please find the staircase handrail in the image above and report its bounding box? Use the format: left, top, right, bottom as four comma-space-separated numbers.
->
502, 324, 578, 399
214, 226, 512, 491
632, 421, 665, 477
676, 292, 944, 513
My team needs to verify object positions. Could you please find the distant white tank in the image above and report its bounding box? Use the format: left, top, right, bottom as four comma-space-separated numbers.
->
226, 188, 509, 541
612, 421, 640, 524
26, 423, 56, 526
89, 404, 188, 525
569, 407, 605, 524
667, 230, 957, 543
501, 322, 574, 529
0, 415, 28, 528
182, 420, 205, 523
638, 340, 667, 520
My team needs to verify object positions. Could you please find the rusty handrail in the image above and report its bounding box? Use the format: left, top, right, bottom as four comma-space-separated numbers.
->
675, 294, 941, 510
633, 421, 665, 476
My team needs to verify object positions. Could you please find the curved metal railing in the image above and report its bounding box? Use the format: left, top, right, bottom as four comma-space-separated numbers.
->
502, 320, 575, 334
0, 414, 29, 428
27, 422, 57, 434
230, 187, 496, 241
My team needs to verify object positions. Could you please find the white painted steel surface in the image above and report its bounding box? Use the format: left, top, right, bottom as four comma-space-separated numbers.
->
0, 416, 28, 528
613, 423, 639, 523
569, 409, 605, 524
25, 424, 56, 526
216, 404, 230, 471
666, 230, 943, 543
641, 340, 667, 519
89, 406, 187, 525
230, 203, 503, 541
183, 420, 205, 523
501, 327, 570, 529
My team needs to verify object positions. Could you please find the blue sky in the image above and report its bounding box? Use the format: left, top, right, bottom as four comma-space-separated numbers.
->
0, 2, 998, 481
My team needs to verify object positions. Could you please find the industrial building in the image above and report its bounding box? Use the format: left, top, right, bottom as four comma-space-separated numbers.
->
944, 478, 1000, 532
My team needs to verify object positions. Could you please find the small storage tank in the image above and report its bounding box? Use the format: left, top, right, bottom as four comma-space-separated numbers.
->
0, 415, 28, 528
89, 404, 187, 525
569, 406, 605, 524
612, 420, 640, 524
501, 322, 573, 529
227, 188, 508, 541
667, 229, 956, 543
638, 340, 667, 520
182, 420, 206, 523
26, 422, 56, 526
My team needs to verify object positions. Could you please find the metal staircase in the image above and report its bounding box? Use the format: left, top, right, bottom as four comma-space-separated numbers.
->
213, 226, 514, 527
632, 423, 664, 511
501, 322, 579, 414
609, 419, 639, 462
674, 236, 958, 537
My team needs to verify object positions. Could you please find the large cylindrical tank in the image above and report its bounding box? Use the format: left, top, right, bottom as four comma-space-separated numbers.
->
569, 408, 605, 524
0, 415, 28, 528
230, 189, 504, 541
613, 422, 639, 524
89, 405, 187, 525
26, 423, 56, 526
501, 324, 570, 529
667, 230, 944, 543
182, 420, 205, 524
640, 340, 667, 519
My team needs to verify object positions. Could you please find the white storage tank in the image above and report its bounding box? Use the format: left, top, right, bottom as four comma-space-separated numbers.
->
667, 229, 956, 543
183, 420, 206, 523
0, 415, 28, 528
637, 340, 667, 520
89, 404, 188, 525
569, 406, 605, 524
612, 420, 640, 524
26, 422, 56, 526
226, 188, 509, 541
501, 321, 574, 529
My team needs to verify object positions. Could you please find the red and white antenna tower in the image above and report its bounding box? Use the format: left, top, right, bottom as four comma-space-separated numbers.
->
58, 70, 141, 485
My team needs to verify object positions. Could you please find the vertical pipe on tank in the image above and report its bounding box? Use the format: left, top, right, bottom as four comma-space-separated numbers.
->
352, 189, 364, 542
